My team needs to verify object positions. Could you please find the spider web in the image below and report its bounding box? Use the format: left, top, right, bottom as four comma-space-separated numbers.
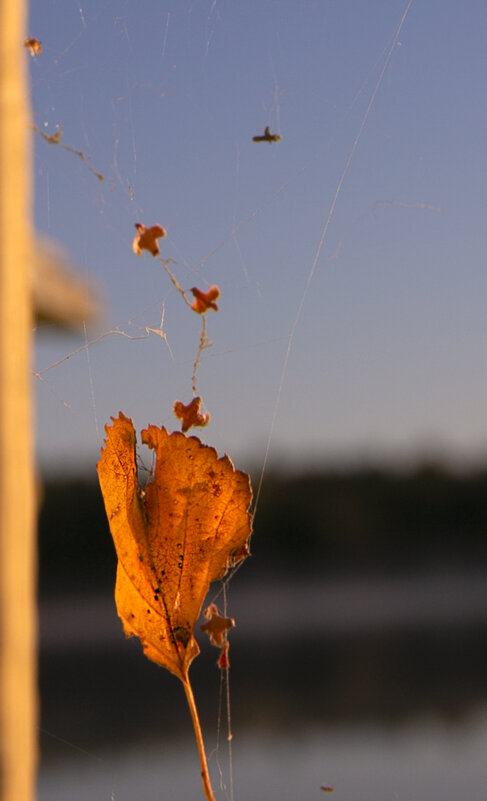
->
30, 0, 464, 488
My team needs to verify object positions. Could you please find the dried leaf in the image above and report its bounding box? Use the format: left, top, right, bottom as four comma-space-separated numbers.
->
24, 37, 42, 55
174, 396, 210, 432
133, 223, 167, 256
191, 285, 220, 314
97, 412, 252, 681
252, 126, 281, 144
201, 603, 235, 647
41, 129, 63, 145
217, 640, 230, 670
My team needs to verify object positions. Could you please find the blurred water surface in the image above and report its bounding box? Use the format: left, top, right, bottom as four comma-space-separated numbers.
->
38, 572, 487, 800
38, 713, 487, 801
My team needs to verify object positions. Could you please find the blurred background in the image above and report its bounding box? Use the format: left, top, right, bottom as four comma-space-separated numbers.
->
29, 1, 487, 799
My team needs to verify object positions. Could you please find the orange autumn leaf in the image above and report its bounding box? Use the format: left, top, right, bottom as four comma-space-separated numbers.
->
24, 37, 42, 55
201, 603, 235, 647
132, 223, 167, 256
191, 285, 220, 314
174, 396, 210, 432
96, 412, 252, 682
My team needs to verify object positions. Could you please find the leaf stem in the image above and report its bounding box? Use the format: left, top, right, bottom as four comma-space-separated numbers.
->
181, 671, 216, 801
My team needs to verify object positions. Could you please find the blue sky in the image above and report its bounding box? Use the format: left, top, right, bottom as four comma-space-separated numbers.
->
29, 0, 487, 476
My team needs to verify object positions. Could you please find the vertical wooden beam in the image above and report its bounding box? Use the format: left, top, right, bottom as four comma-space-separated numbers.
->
0, 0, 37, 798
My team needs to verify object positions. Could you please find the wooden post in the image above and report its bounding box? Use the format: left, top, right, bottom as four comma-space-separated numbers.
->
0, 0, 37, 798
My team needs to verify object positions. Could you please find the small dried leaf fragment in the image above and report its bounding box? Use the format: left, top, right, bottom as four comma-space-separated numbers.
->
41, 129, 63, 145
174, 397, 210, 432
97, 413, 253, 681
201, 603, 235, 647
133, 223, 167, 256
24, 37, 42, 55
217, 640, 230, 670
191, 285, 220, 314
252, 126, 281, 144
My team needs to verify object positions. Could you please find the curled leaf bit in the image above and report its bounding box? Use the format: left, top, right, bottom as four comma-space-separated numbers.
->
191, 285, 220, 314
217, 640, 230, 670
174, 396, 210, 433
252, 126, 281, 144
133, 223, 167, 257
201, 603, 235, 647
41, 129, 63, 145
24, 37, 42, 55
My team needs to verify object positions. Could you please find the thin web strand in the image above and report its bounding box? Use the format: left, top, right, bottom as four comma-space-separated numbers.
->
34, 319, 173, 379
222, 582, 234, 801
211, 583, 234, 801
192, 316, 212, 396
83, 320, 101, 445
253, 0, 414, 513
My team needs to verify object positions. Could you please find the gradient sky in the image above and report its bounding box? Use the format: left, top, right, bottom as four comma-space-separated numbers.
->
29, 0, 487, 476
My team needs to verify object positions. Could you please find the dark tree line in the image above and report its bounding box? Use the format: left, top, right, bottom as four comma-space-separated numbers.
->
38, 462, 487, 595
